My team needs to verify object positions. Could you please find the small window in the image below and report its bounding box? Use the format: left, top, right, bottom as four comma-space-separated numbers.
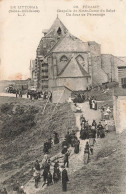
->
121, 78, 126, 88
57, 27, 62, 35
60, 55, 68, 62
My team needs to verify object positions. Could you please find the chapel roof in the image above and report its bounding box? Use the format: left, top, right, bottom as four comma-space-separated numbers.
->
52, 33, 89, 53
45, 17, 68, 37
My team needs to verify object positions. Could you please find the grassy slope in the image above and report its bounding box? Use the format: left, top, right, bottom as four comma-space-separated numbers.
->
42, 131, 126, 194
0, 97, 77, 190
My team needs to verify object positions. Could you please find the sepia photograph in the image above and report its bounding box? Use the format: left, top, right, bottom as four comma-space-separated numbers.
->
0, 0, 126, 193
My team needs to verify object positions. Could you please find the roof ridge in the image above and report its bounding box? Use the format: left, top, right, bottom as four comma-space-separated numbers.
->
114, 56, 126, 64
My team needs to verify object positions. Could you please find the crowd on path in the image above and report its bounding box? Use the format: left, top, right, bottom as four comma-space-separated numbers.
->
2, 100, 109, 194
80, 114, 106, 164
15, 89, 52, 102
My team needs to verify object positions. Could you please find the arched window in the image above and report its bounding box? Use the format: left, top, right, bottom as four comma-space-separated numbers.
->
60, 55, 68, 62
57, 27, 62, 35
76, 55, 85, 67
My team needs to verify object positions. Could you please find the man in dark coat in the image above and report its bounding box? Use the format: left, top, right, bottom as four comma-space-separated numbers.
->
62, 166, 69, 192
43, 141, 49, 154
34, 160, 40, 171
53, 165, 61, 183
97, 122, 104, 138
42, 167, 48, 186
74, 139, 80, 154
47, 171, 53, 186
89, 98, 92, 109
64, 150, 70, 168
53, 132, 59, 144
92, 120, 97, 129
65, 132, 71, 146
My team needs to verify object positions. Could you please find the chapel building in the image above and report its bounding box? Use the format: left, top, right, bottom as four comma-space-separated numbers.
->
30, 16, 126, 102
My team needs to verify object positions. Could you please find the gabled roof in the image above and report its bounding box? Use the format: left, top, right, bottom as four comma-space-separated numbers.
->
58, 54, 90, 78
114, 56, 126, 67
45, 17, 68, 38
119, 57, 126, 62
52, 33, 89, 53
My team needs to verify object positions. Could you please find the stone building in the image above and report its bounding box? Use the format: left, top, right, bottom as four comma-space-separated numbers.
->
30, 16, 126, 101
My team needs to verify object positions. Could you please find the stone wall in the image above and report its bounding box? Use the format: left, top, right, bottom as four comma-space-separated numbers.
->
89, 42, 108, 85
56, 77, 90, 91
52, 86, 72, 103
113, 96, 126, 133
101, 54, 118, 82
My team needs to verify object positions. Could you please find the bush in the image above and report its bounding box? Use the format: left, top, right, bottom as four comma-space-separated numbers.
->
0, 104, 38, 139
0, 103, 13, 114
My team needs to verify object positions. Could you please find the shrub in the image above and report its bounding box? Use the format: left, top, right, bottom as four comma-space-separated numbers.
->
0, 103, 13, 114
0, 104, 38, 139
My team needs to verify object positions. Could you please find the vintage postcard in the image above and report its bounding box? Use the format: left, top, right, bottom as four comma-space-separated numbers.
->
0, 0, 126, 193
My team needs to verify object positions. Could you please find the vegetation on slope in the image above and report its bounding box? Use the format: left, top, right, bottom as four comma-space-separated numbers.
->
0, 96, 77, 190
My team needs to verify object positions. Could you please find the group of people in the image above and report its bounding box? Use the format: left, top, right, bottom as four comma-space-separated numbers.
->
79, 113, 106, 164
32, 128, 82, 192
62, 130, 80, 154
80, 115, 105, 140
27, 90, 52, 102
33, 157, 69, 192
100, 105, 112, 121
15, 89, 52, 102
43, 132, 60, 154
73, 93, 86, 103
5, 111, 107, 193
15, 89, 23, 98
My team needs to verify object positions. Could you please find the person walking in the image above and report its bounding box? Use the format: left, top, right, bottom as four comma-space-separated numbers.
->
53, 164, 61, 183
16, 90, 18, 98
65, 132, 71, 147
47, 171, 53, 186
34, 160, 40, 171
84, 146, 89, 164
33, 167, 40, 188
53, 131, 59, 144
97, 122, 104, 138
62, 166, 69, 192
74, 139, 80, 154
64, 150, 70, 168
92, 120, 97, 129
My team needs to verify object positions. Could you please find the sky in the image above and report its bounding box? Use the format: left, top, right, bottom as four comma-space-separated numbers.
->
0, 0, 126, 80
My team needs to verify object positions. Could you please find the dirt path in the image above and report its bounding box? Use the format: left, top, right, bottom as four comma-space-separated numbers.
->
13, 102, 101, 194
